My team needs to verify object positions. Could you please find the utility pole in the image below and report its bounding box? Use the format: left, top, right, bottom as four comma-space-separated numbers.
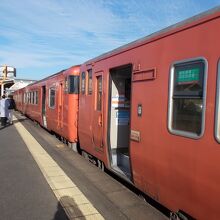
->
0, 65, 7, 96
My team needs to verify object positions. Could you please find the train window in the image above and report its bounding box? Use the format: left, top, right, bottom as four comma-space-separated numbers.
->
168, 58, 207, 139
49, 87, 56, 108
88, 69, 92, 95
68, 75, 79, 94
28, 92, 31, 104
36, 91, 38, 104
32, 92, 35, 104
81, 72, 86, 94
215, 60, 220, 142
33, 92, 35, 104
64, 77, 68, 93
96, 75, 102, 111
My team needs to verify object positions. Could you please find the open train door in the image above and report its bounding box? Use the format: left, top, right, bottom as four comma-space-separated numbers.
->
92, 72, 104, 152
42, 85, 47, 127
108, 65, 132, 179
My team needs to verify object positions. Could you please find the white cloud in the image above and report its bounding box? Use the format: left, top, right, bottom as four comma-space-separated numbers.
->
0, 0, 219, 79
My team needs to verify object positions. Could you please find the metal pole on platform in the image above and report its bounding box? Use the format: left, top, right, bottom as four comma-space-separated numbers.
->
1, 83, 4, 96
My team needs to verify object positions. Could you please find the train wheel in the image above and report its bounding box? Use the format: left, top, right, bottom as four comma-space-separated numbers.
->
82, 151, 89, 160
97, 159, 105, 171
68, 142, 78, 153
71, 142, 77, 152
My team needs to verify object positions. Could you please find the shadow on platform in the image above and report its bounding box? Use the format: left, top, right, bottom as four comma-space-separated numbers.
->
53, 196, 85, 220
0, 118, 28, 131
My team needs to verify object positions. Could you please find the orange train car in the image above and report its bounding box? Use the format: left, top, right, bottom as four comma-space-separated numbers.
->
14, 65, 80, 148
78, 7, 220, 219
14, 87, 25, 112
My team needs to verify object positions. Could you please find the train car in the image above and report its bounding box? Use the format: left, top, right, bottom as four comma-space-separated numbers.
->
14, 65, 80, 148
78, 7, 220, 219
14, 87, 25, 112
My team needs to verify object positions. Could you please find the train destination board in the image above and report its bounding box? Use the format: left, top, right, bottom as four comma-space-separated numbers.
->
176, 67, 200, 84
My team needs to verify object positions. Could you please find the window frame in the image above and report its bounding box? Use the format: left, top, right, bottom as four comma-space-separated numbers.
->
87, 69, 93, 95
35, 91, 38, 105
24, 93, 26, 103
168, 57, 208, 139
31, 91, 34, 104
26, 93, 28, 103
81, 72, 86, 95
68, 75, 79, 94
28, 92, 31, 104
49, 87, 56, 109
215, 59, 220, 142
96, 75, 102, 111
64, 77, 68, 93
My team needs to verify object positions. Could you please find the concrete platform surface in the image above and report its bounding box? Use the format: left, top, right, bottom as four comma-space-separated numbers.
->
0, 111, 168, 220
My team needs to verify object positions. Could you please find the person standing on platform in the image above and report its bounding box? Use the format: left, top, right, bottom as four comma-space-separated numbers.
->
0, 95, 9, 126
7, 95, 16, 124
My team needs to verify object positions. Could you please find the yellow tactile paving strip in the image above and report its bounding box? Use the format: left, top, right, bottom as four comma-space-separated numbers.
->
14, 117, 104, 220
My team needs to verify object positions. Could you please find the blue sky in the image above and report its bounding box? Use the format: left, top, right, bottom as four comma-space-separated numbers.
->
0, 0, 220, 80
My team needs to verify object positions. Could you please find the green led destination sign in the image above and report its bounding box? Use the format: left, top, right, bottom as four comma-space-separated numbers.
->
176, 68, 200, 84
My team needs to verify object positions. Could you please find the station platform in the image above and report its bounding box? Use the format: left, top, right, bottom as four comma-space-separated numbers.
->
0, 111, 168, 220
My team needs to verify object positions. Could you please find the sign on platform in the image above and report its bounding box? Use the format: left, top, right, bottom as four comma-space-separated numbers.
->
0, 66, 16, 78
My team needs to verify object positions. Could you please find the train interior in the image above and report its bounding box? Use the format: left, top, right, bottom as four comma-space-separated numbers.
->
108, 65, 132, 179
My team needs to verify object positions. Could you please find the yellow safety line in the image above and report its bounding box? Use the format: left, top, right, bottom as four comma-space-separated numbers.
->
14, 116, 104, 220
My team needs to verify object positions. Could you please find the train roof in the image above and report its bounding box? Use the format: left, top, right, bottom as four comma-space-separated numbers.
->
26, 69, 66, 87
26, 65, 80, 87
85, 6, 220, 65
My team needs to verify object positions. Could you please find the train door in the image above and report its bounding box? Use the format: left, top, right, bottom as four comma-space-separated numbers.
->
42, 85, 47, 127
92, 72, 104, 151
58, 82, 63, 128
108, 65, 132, 179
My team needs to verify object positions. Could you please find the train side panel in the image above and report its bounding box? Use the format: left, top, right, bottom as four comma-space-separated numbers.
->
14, 66, 79, 145
129, 17, 220, 219
78, 10, 220, 219
14, 88, 24, 112
46, 67, 79, 143
78, 66, 107, 162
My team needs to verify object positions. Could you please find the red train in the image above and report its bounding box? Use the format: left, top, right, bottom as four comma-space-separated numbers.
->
14, 66, 80, 149
14, 7, 220, 220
